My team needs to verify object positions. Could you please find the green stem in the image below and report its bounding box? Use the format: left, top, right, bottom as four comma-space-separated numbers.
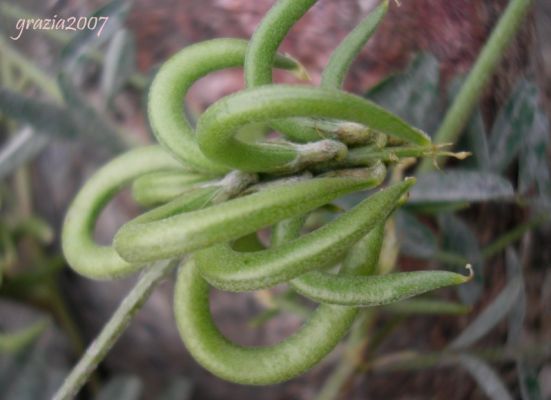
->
315, 311, 374, 400
418, 0, 532, 172
52, 259, 178, 400
481, 215, 546, 259
369, 342, 551, 372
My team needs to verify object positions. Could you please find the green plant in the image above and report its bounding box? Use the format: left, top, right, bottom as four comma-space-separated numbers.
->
1, 0, 544, 398
53, 0, 477, 395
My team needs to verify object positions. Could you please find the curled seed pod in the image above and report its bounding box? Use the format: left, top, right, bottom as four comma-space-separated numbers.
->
321, 0, 388, 89
174, 258, 360, 385
61, 146, 218, 279
245, 0, 392, 144
148, 38, 304, 173
173, 177, 390, 385
195, 168, 399, 292
132, 170, 215, 207
196, 85, 430, 172
114, 174, 383, 264
290, 268, 473, 307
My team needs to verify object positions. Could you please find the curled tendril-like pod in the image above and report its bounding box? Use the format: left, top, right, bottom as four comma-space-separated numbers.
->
194, 167, 402, 292
148, 38, 305, 174
245, 0, 389, 143
195, 85, 430, 173
173, 179, 391, 385
113, 172, 384, 264
174, 259, 359, 385
61, 146, 220, 279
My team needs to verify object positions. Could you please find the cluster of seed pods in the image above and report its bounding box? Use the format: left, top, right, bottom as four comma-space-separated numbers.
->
61, 0, 471, 385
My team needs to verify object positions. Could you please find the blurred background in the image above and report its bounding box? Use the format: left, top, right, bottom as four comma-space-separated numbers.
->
0, 0, 550, 399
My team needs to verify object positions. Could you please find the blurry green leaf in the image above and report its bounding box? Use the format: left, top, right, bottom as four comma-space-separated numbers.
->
0, 342, 66, 400
405, 201, 470, 215
489, 80, 538, 173
158, 377, 193, 400
506, 248, 525, 346
61, 0, 131, 72
0, 128, 48, 180
58, 73, 126, 151
96, 375, 142, 400
0, 86, 124, 152
11, 216, 54, 244
0, 319, 49, 354
518, 101, 550, 196
446, 76, 490, 171
517, 361, 543, 400
411, 170, 514, 203
465, 109, 491, 170
381, 298, 471, 315
439, 213, 484, 304
395, 210, 437, 258
367, 54, 442, 134
100, 29, 136, 104
449, 274, 523, 349
456, 355, 514, 400
0, 88, 80, 138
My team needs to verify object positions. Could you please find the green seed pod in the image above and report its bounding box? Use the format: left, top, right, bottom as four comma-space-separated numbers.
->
290, 268, 473, 306
114, 174, 385, 264
61, 146, 217, 279
194, 172, 404, 293
148, 38, 304, 173
196, 85, 430, 172
174, 259, 359, 385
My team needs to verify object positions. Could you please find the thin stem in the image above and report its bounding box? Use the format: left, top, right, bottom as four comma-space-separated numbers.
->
315, 310, 374, 400
368, 342, 551, 373
418, 0, 532, 172
53, 259, 178, 400
482, 215, 547, 259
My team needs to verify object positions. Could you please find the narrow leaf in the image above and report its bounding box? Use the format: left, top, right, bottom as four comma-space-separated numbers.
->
449, 275, 523, 349
439, 213, 484, 304
518, 101, 550, 196
0, 319, 49, 354
506, 248, 525, 346
61, 0, 131, 72
411, 170, 515, 203
456, 355, 514, 400
0, 88, 79, 138
158, 377, 193, 400
96, 375, 142, 400
58, 73, 126, 151
367, 54, 442, 134
517, 360, 543, 400
489, 79, 538, 172
395, 210, 438, 258
0, 127, 48, 180
100, 29, 136, 104
465, 109, 491, 170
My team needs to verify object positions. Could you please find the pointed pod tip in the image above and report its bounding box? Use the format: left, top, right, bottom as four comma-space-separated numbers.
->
464, 264, 474, 282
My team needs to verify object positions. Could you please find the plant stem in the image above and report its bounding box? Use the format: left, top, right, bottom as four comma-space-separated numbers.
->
418, 0, 532, 172
482, 215, 547, 259
53, 259, 178, 400
315, 310, 374, 400
369, 342, 551, 372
